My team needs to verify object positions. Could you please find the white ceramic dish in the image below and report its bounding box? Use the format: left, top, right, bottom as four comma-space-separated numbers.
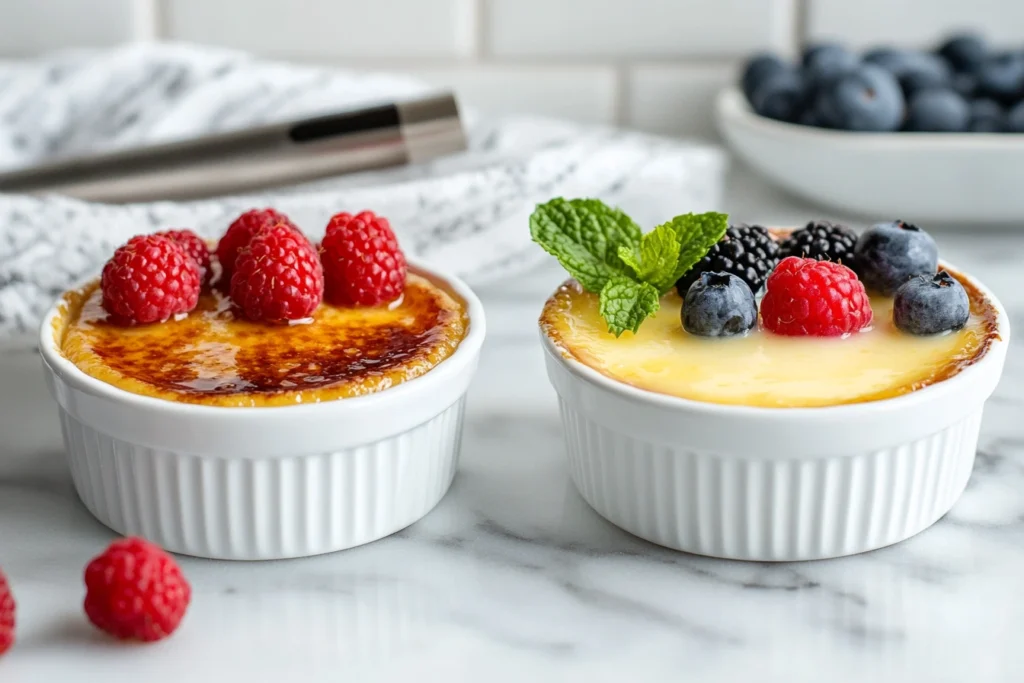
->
541, 265, 1009, 561
717, 87, 1024, 223
38, 260, 485, 561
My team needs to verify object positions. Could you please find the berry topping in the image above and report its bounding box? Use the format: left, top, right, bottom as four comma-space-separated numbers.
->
321, 210, 407, 306
893, 271, 970, 335
216, 208, 296, 284
156, 228, 212, 284
675, 224, 779, 296
230, 223, 324, 322
760, 256, 873, 337
84, 537, 191, 642
682, 272, 757, 338
0, 570, 14, 656
101, 235, 201, 325
779, 220, 857, 264
854, 220, 938, 295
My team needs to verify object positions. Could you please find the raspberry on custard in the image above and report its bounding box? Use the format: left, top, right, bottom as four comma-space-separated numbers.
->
156, 228, 212, 285
321, 210, 407, 306
760, 256, 872, 336
101, 234, 201, 325
84, 537, 191, 642
0, 569, 14, 656
230, 222, 324, 322
216, 208, 296, 284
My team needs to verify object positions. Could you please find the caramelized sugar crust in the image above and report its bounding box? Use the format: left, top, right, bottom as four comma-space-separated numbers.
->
56, 271, 468, 407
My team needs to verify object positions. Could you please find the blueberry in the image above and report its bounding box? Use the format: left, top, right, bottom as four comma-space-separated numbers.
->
904, 89, 969, 132
976, 52, 1024, 103
813, 64, 905, 131
682, 272, 756, 338
864, 47, 909, 71
969, 98, 1005, 132
854, 220, 939, 295
803, 42, 859, 88
937, 33, 988, 73
893, 272, 970, 335
1007, 100, 1024, 132
896, 55, 953, 96
952, 72, 979, 99
742, 53, 787, 101
749, 67, 807, 122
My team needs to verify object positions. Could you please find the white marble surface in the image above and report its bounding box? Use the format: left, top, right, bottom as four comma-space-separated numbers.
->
2, 164, 1024, 682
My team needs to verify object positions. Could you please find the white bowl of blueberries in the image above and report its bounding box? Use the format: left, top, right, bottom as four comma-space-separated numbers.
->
717, 33, 1024, 223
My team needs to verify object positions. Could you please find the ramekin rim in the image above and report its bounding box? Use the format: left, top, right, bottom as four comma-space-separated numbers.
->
38, 257, 486, 417
540, 261, 1010, 419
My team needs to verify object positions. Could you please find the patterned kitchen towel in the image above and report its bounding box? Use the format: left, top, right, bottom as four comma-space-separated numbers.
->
0, 43, 726, 346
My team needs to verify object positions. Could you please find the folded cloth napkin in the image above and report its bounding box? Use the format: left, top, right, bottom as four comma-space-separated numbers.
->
0, 44, 726, 346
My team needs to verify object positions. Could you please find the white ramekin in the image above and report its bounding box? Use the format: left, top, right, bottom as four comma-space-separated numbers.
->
541, 267, 1009, 561
39, 260, 485, 561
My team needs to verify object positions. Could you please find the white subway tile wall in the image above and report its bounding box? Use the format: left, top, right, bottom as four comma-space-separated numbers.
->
0, 0, 1019, 138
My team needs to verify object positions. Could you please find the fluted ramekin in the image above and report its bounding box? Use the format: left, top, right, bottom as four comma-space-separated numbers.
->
39, 260, 485, 560
541, 266, 1008, 561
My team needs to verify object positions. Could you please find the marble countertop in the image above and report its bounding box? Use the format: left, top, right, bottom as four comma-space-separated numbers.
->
2, 164, 1023, 682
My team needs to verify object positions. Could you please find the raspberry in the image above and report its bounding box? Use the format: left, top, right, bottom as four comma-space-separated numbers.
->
230, 223, 324, 322
101, 235, 201, 325
156, 229, 212, 285
760, 256, 873, 337
321, 211, 407, 306
216, 208, 296, 284
0, 570, 14, 656
83, 537, 190, 642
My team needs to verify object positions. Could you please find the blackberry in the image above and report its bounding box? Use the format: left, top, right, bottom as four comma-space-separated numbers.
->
675, 225, 779, 296
779, 221, 857, 265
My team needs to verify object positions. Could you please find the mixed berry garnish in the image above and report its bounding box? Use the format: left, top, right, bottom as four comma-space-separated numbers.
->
675, 224, 778, 296
760, 257, 873, 337
778, 220, 857, 265
675, 217, 963, 338
893, 271, 970, 335
681, 271, 757, 338
98, 208, 408, 325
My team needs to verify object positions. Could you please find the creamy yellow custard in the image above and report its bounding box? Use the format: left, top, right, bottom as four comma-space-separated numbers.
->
540, 270, 997, 408
56, 271, 468, 407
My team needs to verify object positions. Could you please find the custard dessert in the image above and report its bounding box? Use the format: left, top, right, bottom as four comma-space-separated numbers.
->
56, 271, 466, 407
529, 198, 999, 409
541, 269, 995, 408
54, 208, 467, 407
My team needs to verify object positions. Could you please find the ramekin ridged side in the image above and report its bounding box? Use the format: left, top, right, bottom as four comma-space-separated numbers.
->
39, 260, 484, 561
541, 269, 1009, 561
57, 398, 465, 560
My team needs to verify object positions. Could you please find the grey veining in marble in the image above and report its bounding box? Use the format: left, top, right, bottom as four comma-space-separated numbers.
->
2, 165, 1023, 682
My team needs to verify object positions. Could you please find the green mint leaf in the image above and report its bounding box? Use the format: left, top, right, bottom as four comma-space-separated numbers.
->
530, 198, 643, 293
616, 245, 642, 278
666, 212, 729, 284
598, 277, 661, 337
628, 223, 683, 294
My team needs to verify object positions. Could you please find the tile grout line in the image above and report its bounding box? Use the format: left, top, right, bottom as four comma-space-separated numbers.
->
133, 0, 162, 41
474, 0, 488, 59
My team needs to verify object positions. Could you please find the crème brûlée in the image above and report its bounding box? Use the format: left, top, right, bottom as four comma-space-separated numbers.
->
55, 270, 468, 407
540, 268, 999, 409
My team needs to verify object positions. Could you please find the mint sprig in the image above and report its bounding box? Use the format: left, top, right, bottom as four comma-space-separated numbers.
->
530, 198, 727, 336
